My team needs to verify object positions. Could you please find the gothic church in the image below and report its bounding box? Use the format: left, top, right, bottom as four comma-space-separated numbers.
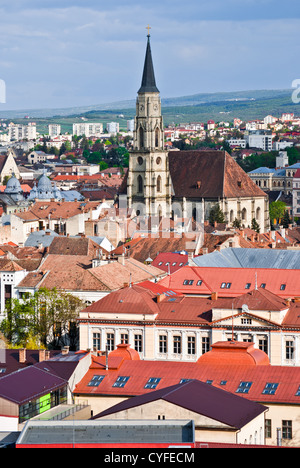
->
123, 33, 269, 232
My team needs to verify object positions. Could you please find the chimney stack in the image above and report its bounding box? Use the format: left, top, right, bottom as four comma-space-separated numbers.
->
19, 348, 26, 363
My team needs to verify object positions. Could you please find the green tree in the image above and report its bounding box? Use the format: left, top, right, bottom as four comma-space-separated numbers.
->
232, 218, 241, 228
209, 204, 225, 225
282, 210, 291, 228
269, 201, 286, 225
251, 218, 260, 233
0, 288, 84, 350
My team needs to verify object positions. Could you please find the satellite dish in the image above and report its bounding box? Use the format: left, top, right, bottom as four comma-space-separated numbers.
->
242, 304, 249, 313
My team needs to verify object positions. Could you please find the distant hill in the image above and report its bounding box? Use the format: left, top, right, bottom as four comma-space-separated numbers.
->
0, 88, 298, 126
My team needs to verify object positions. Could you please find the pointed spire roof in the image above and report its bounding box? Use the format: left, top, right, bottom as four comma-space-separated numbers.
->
138, 34, 159, 94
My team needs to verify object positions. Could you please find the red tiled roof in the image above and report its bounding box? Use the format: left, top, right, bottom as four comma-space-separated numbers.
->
74, 341, 300, 405
158, 265, 300, 298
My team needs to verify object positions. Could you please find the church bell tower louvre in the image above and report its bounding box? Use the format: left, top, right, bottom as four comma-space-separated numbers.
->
127, 30, 172, 219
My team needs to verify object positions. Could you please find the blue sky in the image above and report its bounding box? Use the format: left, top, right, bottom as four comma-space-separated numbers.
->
0, 0, 300, 110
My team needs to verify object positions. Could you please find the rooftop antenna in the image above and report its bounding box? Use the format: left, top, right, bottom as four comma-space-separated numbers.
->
129, 272, 132, 287
105, 343, 109, 371
255, 272, 258, 290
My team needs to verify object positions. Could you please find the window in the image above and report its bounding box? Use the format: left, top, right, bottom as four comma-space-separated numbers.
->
93, 332, 101, 351
120, 333, 128, 344
262, 382, 278, 395
173, 336, 182, 354
106, 333, 115, 351
172, 262, 177, 266
187, 336, 195, 355
206, 380, 213, 385
236, 381, 252, 393
156, 175, 162, 193
137, 175, 143, 193
245, 283, 251, 289
241, 318, 252, 325
88, 375, 105, 387
220, 380, 227, 386
145, 377, 161, 389
265, 419, 272, 439
134, 334, 143, 353
202, 337, 210, 354
260, 283, 266, 289
113, 376, 130, 388
295, 385, 300, 396
183, 279, 193, 285
282, 420, 292, 440
197, 280, 202, 286
219, 282, 232, 289
179, 379, 191, 384
286, 340, 294, 360
159, 335, 167, 354
258, 336, 268, 354
280, 284, 286, 291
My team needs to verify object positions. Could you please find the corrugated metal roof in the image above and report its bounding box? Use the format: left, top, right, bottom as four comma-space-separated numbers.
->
193, 248, 300, 269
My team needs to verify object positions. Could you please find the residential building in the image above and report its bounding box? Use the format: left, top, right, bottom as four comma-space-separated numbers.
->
72, 123, 103, 138
244, 130, 273, 151
106, 122, 119, 134
48, 124, 61, 138
8, 123, 37, 142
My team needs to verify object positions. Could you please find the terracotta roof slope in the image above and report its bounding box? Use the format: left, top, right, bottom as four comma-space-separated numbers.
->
168, 150, 266, 199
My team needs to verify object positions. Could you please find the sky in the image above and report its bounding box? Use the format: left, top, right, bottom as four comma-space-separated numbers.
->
1, 0, 300, 111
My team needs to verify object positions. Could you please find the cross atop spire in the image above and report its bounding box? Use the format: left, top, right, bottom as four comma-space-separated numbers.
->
138, 30, 159, 94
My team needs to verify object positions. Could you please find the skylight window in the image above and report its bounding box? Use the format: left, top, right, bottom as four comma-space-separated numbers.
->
262, 382, 278, 395
183, 279, 194, 285
113, 376, 130, 388
260, 283, 266, 289
280, 284, 286, 291
197, 280, 202, 286
88, 375, 105, 387
295, 385, 300, 396
179, 379, 191, 384
236, 381, 252, 393
144, 377, 161, 389
245, 283, 251, 289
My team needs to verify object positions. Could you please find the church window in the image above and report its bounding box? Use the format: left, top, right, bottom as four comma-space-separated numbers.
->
156, 175, 162, 192
155, 127, 160, 147
245, 283, 251, 289
156, 157, 162, 165
139, 126, 144, 148
138, 175, 143, 193
138, 156, 143, 165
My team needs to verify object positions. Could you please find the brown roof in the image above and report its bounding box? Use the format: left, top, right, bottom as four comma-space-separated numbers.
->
168, 150, 267, 199
48, 236, 107, 257
15, 200, 101, 222
82, 284, 160, 315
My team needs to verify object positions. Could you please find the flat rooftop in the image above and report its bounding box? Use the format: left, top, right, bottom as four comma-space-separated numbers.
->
16, 420, 194, 446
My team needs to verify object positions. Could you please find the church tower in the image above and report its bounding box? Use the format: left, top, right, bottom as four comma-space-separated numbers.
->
127, 31, 171, 218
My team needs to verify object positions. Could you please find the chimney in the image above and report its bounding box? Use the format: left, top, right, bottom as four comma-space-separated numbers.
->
61, 346, 69, 355
19, 348, 26, 363
156, 293, 166, 303
211, 292, 218, 301
39, 349, 46, 362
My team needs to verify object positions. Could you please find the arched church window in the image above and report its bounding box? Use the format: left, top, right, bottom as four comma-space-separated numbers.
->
139, 127, 144, 149
138, 175, 143, 193
155, 127, 160, 148
157, 175, 162, 192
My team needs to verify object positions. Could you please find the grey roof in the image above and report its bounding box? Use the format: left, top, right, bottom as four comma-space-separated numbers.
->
17, 420, 194, 446
24, 230, 59, 248
192, 247, 300, 269
248, 167, 275, 174
95, 380, 266, 430
138, 35, 159, 94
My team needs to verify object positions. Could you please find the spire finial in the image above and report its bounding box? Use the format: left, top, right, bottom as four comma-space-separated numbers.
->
146, 24, 151, 37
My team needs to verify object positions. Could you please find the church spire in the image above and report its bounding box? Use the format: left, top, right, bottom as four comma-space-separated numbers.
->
138, 28, 159, 94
